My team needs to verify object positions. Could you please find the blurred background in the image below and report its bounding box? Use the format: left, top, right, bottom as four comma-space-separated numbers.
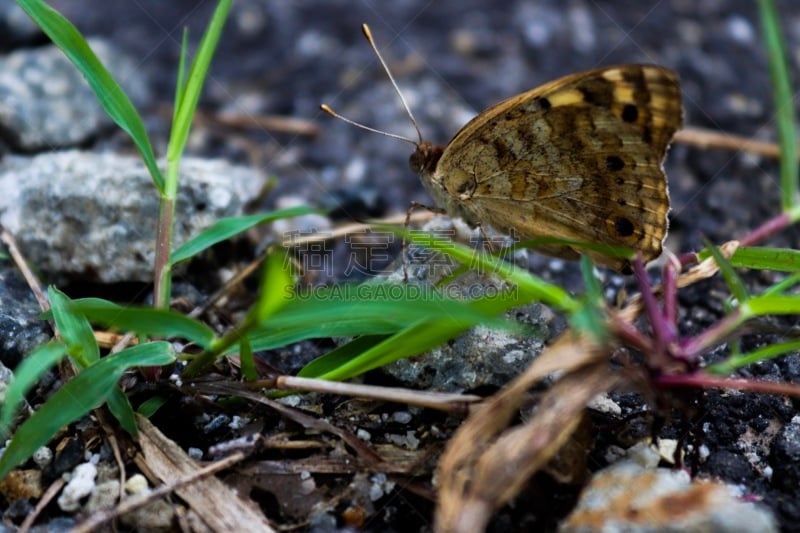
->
3, 0, 798, 266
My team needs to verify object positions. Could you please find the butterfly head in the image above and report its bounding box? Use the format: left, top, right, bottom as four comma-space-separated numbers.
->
409, 141, 444, 178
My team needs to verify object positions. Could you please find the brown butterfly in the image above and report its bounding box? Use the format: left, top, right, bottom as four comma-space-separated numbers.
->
323, 25, 683, 272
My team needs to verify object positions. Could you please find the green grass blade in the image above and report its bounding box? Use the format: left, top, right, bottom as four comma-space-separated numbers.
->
405, 230, 579, 311
16, 0, 164, 192
254, 251, 295, 322
758, 0, 798, 211
182, 251, 297, 377
244, 283, 515, 353
744, 294, 800, 316
167, 0, 232, 163
0, 341, 175, 481
300, 288, 529, 381
707, 339, 800, 375
170, 206, 320, 265
68, 298, 217, 349
0, 341, 67, 437
572, 255, 608, 341
729, 246, 800, 271
174, 28, 189, 124
106, 386, 138, 438
763, 272, 800, 296
297, 335, 389, 378
704, 240, 749, 304
49, 287, 99, 366
137, 396, 167, 418
239, 336, 257, 381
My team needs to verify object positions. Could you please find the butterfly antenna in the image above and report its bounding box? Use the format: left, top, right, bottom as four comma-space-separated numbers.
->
361, 23, 424, 146
320, 104, 418, 146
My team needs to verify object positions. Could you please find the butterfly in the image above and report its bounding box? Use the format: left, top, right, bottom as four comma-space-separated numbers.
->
324, 25, 683, 272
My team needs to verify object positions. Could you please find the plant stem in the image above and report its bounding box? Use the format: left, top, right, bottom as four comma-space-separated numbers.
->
153, 195, 175, 309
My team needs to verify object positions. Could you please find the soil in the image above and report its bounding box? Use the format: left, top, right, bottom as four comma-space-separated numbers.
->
3, 0, 800, 531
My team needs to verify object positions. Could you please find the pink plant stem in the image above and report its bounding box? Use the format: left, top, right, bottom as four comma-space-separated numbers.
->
679, 310, 743, 362
740, 212, 792, 246
632, 257, 671, 362
656, 372, 800, 397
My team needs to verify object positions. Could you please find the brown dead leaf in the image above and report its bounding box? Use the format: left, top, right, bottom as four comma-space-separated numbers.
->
136, 415, 274, 532
435, 332, 620, 533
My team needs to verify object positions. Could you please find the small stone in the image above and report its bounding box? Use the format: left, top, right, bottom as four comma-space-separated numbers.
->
84, 480, 120, 513
0, 268, 52, 368
0, 39, 149, 150
187, 447, 203, 460
125, 474, 150, 495
58, 462, 97, 512
0, 151, 266, 283
0, 469, 43, 500
560, 449, 777, 532
31, 446, 53, 468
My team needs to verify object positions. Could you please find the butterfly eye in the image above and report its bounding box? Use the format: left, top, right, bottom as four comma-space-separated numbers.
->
409, 151, 425, 174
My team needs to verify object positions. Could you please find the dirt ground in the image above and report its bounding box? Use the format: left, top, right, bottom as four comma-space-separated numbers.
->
3, 0, 800, 531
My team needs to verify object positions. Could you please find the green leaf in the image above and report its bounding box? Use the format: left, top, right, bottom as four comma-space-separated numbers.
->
254, 251, 295, 322
68, 298, 216, 349
704, 240, 749, 304
744, 294, 800, 316
708, 339, 800, 375
245, 282, 516, 353
297, 335, 389, 378
16, 0, 164, 192
0, 341, 67, 437
0, 341, 175, 481
167, 0, 232, 165
106, 387, 138, 438
137, 396, 168, 418
49, 287, 99, 366
758, 0, 798, 211
239, 336, 257, 381
729, 246, 800, 272
182, 251, 297, 377
170, 206, 320, 265
299, 288, 531, 382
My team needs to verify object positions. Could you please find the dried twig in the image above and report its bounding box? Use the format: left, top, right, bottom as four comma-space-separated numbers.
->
19, 477, 66, 532
0, 227, 49, 313
674, 126, 782, 158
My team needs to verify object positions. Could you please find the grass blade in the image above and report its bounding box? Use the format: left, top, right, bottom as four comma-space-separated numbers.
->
49, 287, 99, 366
68, 298, 217, 349
167, 0, 232, 164
15, 0, 164, 192
758, 0, 798, 211
170, 206, 319, 265
0, 341, 67, 437
730, 246, 800, 271
0, 341, 175, 480
704, 240, 749, 304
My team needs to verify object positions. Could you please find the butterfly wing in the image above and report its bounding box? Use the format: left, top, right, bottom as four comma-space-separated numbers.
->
433, 65, 682, 270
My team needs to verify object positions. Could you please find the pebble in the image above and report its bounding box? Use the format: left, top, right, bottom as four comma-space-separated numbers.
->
58, 462, 97, 512
32, 446, 53, 468
0, 151, 266, 283
560, 444, 777, 532
84, 479, 120, 513
0, 267, 52, 368
0, 39, 148, 150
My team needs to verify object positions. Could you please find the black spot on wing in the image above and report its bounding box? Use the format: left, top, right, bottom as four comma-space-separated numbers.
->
606, 155, 625, 171
614, 216, 635, 237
